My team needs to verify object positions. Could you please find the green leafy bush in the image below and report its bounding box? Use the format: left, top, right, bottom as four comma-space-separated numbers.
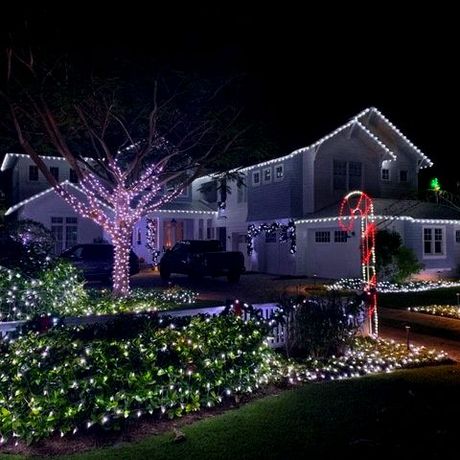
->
0, 261, 87, 321
0, 315, 273, 444
1, 263, 197, 321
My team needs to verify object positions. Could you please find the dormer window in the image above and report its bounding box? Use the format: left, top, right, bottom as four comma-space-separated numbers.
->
381, 168, 390, 181
29, 165, 39, 181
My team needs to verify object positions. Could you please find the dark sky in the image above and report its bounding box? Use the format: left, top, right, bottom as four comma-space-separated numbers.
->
1, 3, 458, 190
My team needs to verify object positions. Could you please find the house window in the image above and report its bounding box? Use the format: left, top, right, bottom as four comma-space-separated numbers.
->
65, 217, 78, 249
333, 160, 362, 191
423, 227, 444, 256
51, 217, 78, 254
265, 231, 277, 243
262, 167, 272, 184
206, 219, 214, 239
348, 162, 362, 189
400, 170, 408, 182
315, 231, 330, 243
381, 168, 390, 181
50, 167, 59, 182
69, 169, 78, 183
198, 219, 204, 239
334, 230, 348, 243
274, 164, 284, 182
29, 165, 39, 181
252, 171, 261, 186
333, 160, 347, 190
456, 230, 460, 243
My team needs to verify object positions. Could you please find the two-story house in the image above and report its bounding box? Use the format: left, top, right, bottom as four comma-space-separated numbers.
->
3, 106, 460, 279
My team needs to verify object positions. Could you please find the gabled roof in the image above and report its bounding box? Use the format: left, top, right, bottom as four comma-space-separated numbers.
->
237, 107, 433, 172
295, 198, 460, 225
5, 182, 217, 217
356, 107, 433, 169
1, 153, 93, 172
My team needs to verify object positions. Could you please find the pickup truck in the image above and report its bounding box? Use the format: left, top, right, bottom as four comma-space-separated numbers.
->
159, 240, 245, 282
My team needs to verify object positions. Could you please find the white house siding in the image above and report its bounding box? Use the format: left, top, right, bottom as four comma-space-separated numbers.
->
18, 191, 103, 251
296, 222, 361, 279
313, 131, 385, 212
15, 156, 77, 202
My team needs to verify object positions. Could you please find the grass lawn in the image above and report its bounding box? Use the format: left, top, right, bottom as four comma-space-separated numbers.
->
3, 364, 459, 459
379, 287, 460, 309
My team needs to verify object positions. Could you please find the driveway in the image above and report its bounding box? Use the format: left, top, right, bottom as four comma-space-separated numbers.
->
126, 269, 328, 304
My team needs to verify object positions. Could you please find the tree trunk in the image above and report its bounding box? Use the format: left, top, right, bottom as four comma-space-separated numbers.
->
112, 229, 132, 297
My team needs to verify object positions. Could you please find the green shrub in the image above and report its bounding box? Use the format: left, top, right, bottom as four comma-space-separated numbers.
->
0, 261, 87, 321
0, 315, 273, 444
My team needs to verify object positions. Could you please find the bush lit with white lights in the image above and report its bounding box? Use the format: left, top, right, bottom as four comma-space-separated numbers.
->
0, 263, 197, 321
408, 304, 460, 320
327, 278, 460, 293
0, 310, 449, 446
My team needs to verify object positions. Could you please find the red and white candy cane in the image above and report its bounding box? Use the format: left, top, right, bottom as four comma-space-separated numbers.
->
338, 191, 378, 336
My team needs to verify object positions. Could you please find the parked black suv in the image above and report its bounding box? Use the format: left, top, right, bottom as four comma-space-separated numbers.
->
61, 243, 140, 281
159, 240, 245, 282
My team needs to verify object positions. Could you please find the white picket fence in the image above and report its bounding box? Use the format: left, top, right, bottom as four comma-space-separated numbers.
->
0, 303, 287, 348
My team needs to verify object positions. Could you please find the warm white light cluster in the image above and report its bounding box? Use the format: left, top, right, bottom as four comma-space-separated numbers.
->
327, 278, 460, 293
408, 305, 460, 319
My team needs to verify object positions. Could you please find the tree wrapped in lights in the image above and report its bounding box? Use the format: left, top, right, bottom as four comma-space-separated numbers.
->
2, 53, 245, 296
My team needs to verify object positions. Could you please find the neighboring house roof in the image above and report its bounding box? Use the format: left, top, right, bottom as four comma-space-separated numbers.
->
0, 153, 94, 172
295, 198, 460, 225
5, 182, 217, 216
236, 107, 433, 173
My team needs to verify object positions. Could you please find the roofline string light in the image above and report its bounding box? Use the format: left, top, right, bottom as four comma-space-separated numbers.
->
338, 191, 378, 336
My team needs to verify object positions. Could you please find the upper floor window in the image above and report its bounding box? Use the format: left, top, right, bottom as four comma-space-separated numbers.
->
381, 168, 390, 181
333, 160, 347, 190
29, 165, 39, 181
50, 167, 59, 182
348, 162, 362, 189
262, 167, 272, 184
423, 227, 445, 256
315, 231, 330, 243
252, 170, 261, 186
69, 169, 78, 183
333, 160, 362, 191
399, 170, 408, 182
274, 164, 284, 182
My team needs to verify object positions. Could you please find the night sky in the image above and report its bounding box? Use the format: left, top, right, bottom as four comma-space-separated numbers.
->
1, 4, 458, 191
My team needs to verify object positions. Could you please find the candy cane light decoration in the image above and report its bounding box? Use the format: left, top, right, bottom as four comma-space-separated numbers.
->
338, 191, 378, 336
